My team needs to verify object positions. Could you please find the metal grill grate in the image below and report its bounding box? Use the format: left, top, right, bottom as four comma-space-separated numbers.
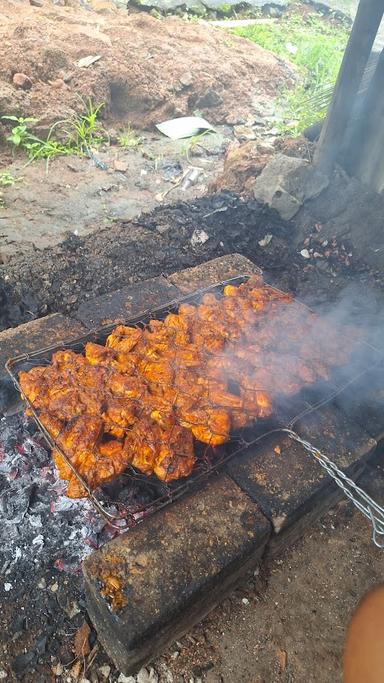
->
6, 274, 383, 529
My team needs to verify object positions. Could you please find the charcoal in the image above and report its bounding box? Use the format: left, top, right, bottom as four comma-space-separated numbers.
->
12, 650, 38, 674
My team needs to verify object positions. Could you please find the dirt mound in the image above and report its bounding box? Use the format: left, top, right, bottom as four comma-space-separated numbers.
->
0, 0, 295, 132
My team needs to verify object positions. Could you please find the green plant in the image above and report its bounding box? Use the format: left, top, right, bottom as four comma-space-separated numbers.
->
233, 12, 349, 134
0, 171, 22, 187
182, 129, 212, 163
118, 126, 143, 150
2, 116, 38, 147
68, 98, 106, 152
2, 99, 106, 163
2, 115, 73, 161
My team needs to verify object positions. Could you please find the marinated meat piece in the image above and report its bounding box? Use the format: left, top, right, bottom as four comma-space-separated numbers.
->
19, 275, 356, 497
154, 425, 195, 482
106, 325, 142, 353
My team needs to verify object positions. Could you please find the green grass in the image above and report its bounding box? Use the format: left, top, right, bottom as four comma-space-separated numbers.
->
118, 126, 143, 150
233, 13, 349, 134
1, 99, 107, 163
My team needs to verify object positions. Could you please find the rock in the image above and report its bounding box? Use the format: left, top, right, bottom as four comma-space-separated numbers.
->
253, 154, 329, 220
12, 651, 37, 675
209, 140, 273, 196
137, 668, 158, 683
63, 599, 81, 619
179, 72, 193, 87
29, 0, 44, 5
190, 228, 209, 247
50, 78, 65, 89
127, 0, 288, 12
12, 73, 33, 90
52, 662, 64, 676
50, 581, 59, 592
0, 671, 7, 680
113, 159, 129, 173
99, 665, 111, 678
117, 674, 136, 683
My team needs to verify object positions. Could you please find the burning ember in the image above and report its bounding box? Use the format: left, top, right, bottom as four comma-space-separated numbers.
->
16, 275, 355, 501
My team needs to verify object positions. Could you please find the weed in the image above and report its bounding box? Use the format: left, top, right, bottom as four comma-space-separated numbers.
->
67, 98, 106, 152
0, 171, 22, 187
2, 116, 38, 147
233, 12, 349, 134
182, 129, 212, 163
2, 99, 106, 163
118, 126, 143, 150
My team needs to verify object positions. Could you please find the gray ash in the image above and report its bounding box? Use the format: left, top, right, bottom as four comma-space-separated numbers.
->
0, 413, 130, 578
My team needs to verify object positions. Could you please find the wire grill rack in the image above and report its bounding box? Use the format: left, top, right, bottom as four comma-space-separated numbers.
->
6, 274, 384, 537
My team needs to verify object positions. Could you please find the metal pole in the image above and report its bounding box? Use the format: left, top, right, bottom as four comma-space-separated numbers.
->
314, 0, 384, 175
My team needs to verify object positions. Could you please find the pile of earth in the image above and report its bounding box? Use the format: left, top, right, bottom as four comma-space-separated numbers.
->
0, 0, 295, 136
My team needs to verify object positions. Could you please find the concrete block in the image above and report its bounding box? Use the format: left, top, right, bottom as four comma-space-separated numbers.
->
74, 276, 179, 328
83, 475, 270, 674
167, 253, 262, 293
225, 405, 377, 546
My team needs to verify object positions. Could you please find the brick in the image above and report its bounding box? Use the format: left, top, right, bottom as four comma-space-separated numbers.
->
74, 276, 179, 328
0, 314, 86, 415
225, 405, 377, 548
83, 475, 270, 675
167, 254, 262, 293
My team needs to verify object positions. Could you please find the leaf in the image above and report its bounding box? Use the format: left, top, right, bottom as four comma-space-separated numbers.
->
73, 621, 91, 659
2, 115, 19, 121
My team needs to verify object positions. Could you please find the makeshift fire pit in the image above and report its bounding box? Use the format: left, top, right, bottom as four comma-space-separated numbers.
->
1, 254, 384, 677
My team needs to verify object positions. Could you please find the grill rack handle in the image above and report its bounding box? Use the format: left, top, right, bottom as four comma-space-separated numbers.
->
281, 429, 384, 549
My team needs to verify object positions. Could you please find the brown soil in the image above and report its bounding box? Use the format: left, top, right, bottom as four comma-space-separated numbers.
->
0, 0, 295, 133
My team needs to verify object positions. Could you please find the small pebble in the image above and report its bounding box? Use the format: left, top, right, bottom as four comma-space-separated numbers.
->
99, 665, 111, 678
0, 671, 7, 679
300, 248, 310, 259
171, 651, 179, 659
242, 597, 249, 605
38, 578, 46, 589
50, 582, 59, 593
4, 583, 12, 592
117, 674, 136, 683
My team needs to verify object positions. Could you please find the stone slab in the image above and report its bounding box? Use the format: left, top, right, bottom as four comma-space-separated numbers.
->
225, 405, 377, 539
0, 314, 87, 415
83, 475, 270, 675
74, 276, 179, 328
167, 253, 262, 293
